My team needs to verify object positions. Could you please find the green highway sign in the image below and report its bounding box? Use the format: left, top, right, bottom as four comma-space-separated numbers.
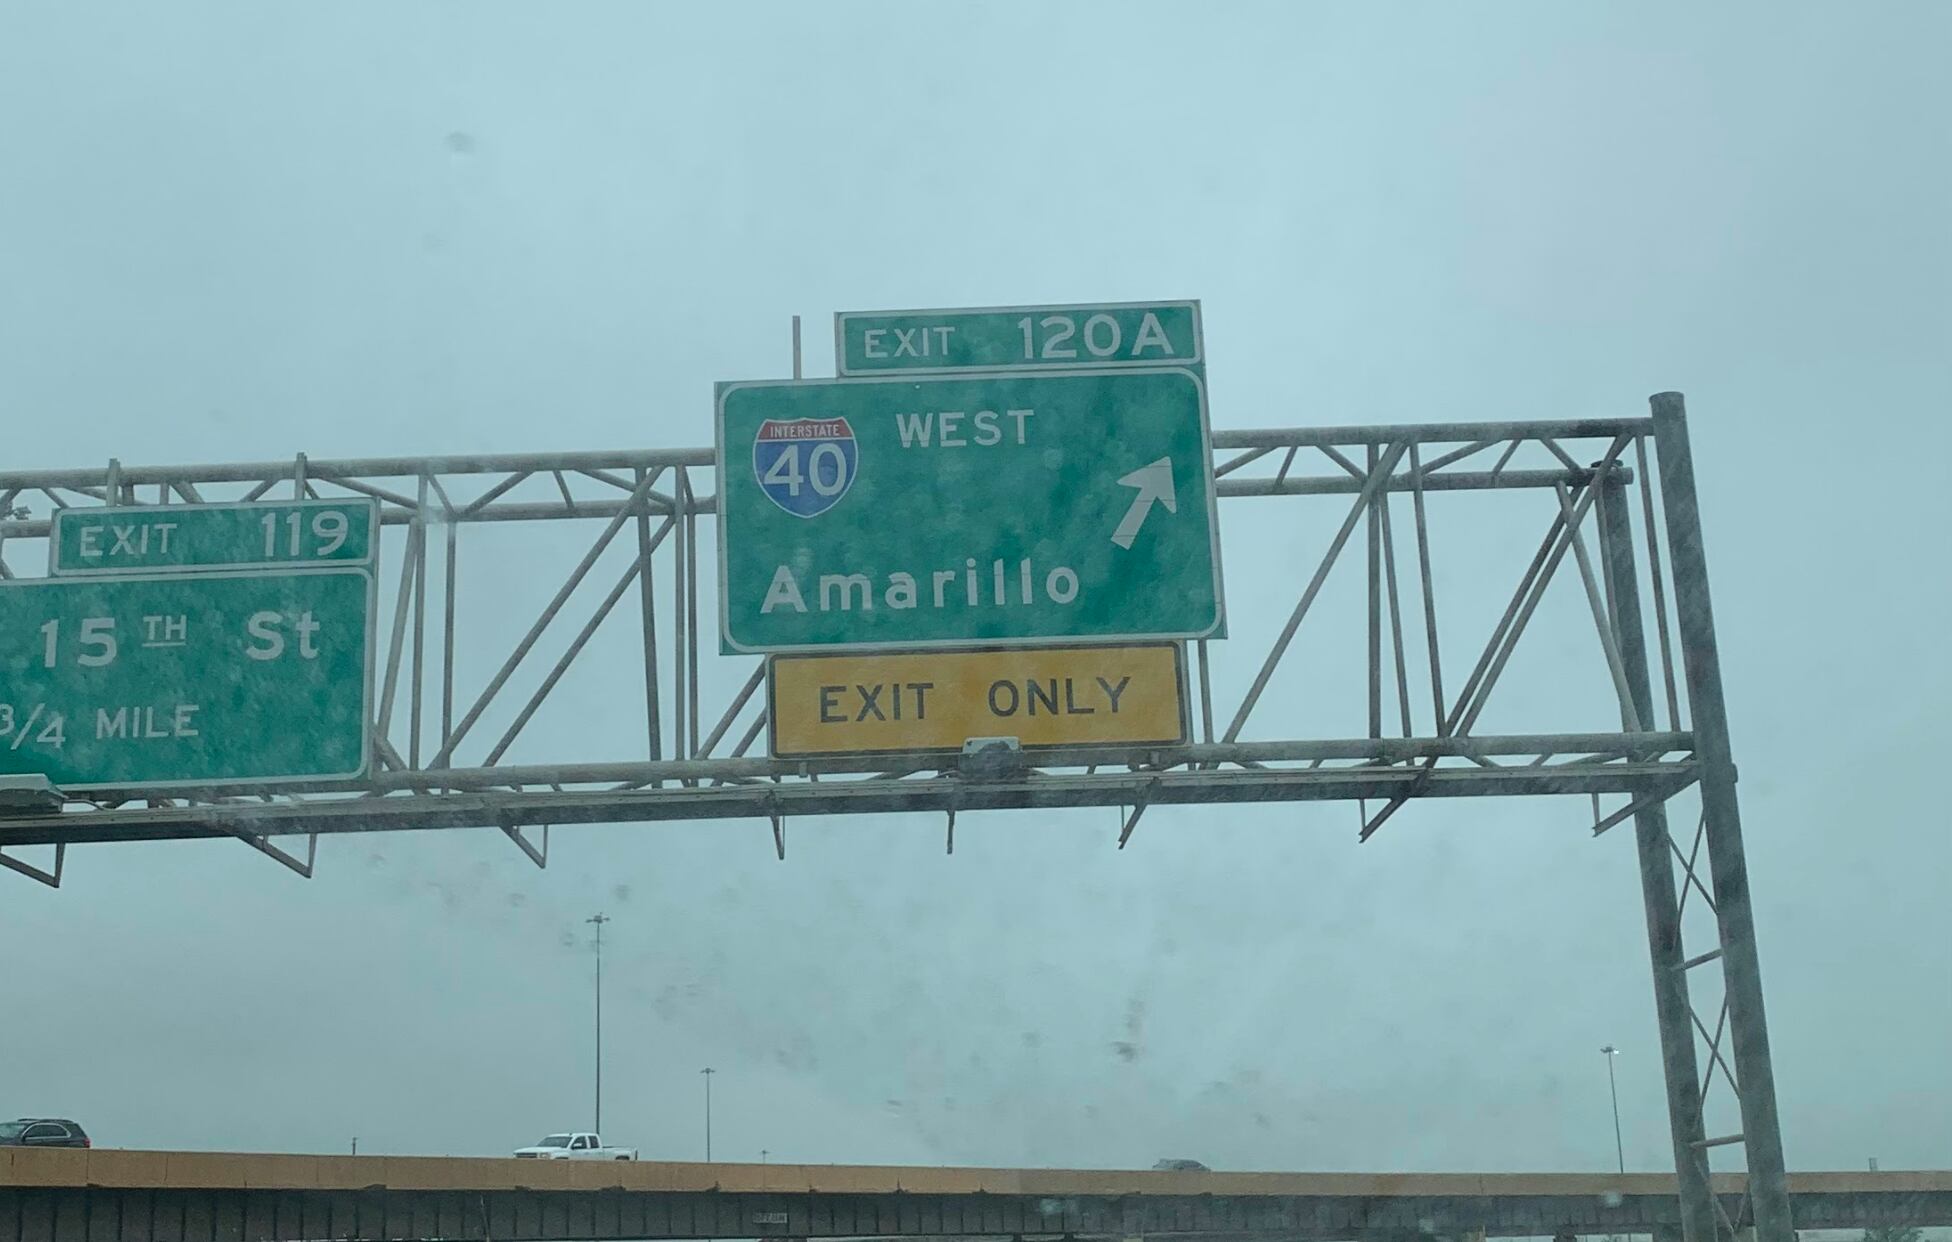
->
51, 498, 377, 576
0, 568, 374, 788
716, 367, 1223, 653
835, 301, 1201, 376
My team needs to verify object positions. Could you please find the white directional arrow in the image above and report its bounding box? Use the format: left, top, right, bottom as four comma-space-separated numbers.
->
1111, 457, 1177, 549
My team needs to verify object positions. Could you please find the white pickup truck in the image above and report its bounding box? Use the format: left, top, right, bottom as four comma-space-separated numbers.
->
512, 1132, 637, 1160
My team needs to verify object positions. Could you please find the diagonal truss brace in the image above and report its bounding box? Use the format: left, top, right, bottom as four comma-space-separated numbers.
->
0, 842, 64, 887
500, 823, 548, 869
1694, 994, 1741, 1107
1116, 780, 1159, 849
231, 828, 317, 879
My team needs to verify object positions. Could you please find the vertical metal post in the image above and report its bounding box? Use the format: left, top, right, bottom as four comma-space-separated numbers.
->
1635, 435, 1684, 730
1649, 391, 1793, 1242
1196, 639, 1214, 744
685, 474, 700, 753
1597, 465, 1718, 1242
1366, 443, 1382, 738
441, 518, 457, 773
1408, 443, 1447, 735
672, 469, 688, 762
635, 469, 663, 763
588, 912, 608, 1134
1377, 492, 1413, 736
701, 1066, 715, 1161
374, 511, 422, 747
1601, 1045, 1626, 1174
411, 475, 429, 768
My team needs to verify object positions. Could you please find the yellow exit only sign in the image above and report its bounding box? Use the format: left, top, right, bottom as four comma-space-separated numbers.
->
768, 644, 1187, 758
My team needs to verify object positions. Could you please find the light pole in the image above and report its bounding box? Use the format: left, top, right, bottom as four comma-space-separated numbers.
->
1600, 1045, 1624, 1174
588, 913, 609, 1134
701, 1067, 715, 1161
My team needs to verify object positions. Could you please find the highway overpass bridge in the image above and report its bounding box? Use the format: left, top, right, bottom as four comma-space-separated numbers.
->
2, 1152, 1947, 1242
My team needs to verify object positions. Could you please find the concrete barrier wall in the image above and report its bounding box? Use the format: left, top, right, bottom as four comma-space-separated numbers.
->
5, 1150, 1948, 1196
2, 1160, 1948, 1242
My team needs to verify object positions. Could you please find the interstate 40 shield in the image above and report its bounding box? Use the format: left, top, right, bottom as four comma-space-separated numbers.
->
752, 417, 859, 518
715, 369, 1224, 653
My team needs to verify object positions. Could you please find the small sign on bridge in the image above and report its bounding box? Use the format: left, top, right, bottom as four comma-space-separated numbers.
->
50, 498, 377, 576
835, 301, 1202, 377
768, 644, 1186, 758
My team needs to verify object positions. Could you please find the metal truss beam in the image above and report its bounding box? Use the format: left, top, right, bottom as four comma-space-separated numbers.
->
1212, 416, 1651, 448
0, 448, 712, 493
10, 731, 1690, 803
0, 759, 1696, 847
1, 468, 1617, 539
0, 418, 1647, 494
0, 421, 1701, 860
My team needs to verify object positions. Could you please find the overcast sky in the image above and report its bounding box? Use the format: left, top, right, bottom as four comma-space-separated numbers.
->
1, 1, 1947, 1175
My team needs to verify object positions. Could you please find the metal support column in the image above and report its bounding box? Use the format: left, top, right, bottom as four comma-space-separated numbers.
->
1367, 443, 1383, 738
1649, 391, 1794, 1242
1597, 464, 1719, 1242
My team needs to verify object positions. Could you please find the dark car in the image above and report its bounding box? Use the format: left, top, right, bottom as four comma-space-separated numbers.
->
1153, 1158, 1209, 1172
0, 1119, 91, 1148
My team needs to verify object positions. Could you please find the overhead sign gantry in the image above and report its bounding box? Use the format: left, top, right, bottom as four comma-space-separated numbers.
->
0, 303, 1795, 1242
